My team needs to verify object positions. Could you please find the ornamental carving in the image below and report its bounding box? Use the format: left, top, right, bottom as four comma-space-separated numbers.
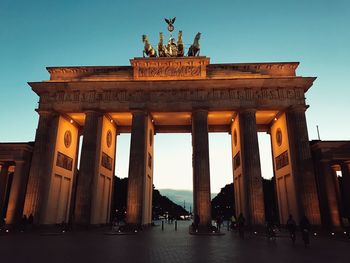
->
64, 130, 72, 148
233, 129, 238, 146
106, 130, 112, 148
39, 87, 304, 105
138, 65, 201, 78
275, 150, 289, 170
101, 152, 113, 171
56, 152, 73, 171
276, 128, 282, 147
130, 57, 209, 80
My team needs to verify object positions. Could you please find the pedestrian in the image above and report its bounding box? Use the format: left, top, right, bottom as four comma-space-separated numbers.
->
194, 214, 200, 232
286, 214, 296, 244
237, 213, 245, 239
216, 214, 222, 232
230, 215, 236, 230
299, 215, 311, 248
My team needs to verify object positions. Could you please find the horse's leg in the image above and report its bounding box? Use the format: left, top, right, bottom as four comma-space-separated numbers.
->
188, 46, 193, 56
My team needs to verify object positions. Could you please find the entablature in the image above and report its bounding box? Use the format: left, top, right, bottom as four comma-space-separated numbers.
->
44, 57, 302, 82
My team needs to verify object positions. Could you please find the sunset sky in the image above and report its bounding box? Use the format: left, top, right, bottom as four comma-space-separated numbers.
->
1, 0, 349, 193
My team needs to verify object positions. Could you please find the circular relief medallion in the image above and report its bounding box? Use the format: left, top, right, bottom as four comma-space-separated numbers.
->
106, 130, 112, 148
64, 130, 72, 148
233, 129, 238, 146
276, 128, 282, 147
149, 129, 153, 146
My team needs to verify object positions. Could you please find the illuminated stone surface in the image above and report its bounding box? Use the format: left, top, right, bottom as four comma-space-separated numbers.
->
0, 221, 350, 263
5, 57, 348, 228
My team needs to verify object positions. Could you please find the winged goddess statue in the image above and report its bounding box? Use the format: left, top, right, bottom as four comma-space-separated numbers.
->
164, 17, 176, 32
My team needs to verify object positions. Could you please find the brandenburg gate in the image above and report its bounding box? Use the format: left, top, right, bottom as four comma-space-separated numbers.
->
15, 54, 321, 228
0, 19, 328, 229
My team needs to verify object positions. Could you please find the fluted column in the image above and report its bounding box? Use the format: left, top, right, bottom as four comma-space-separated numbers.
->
126, 111, 148, 225
0, 163, 10, 220
23, 111, 56, 223
74, 110, 102, 225
239, 109, 265, 225
341, 161, 350, 219
318, 161, 341, 227
286, 105, 321, 224
192, 109, 211, 227
6, 160, 31, 225
331, 165, 342, 222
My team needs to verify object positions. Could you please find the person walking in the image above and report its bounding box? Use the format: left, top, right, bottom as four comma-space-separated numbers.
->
237, 213, 246, 239
299, 215, 311, 248
216, 214, 222, 232
230, 215, 236, 231
286, 214, 297, 244
193, 214, 200, 232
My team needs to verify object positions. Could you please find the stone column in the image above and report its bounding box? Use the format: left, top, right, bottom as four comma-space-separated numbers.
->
192, 109, 211, 227
126, 111, 148, 226
318, 161, 341, 227
68, 130, 82, 225
0, 163, 10, 220
74, 110, 102, 225
286, 105, 321, 224
341, 161, 350, 219
239, 109, 265, 225
331, 165, 342, 221
6, 160, 31, 225
23, 111, 57, 223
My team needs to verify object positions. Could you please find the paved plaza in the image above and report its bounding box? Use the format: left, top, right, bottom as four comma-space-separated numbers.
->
0, 221, 349, 263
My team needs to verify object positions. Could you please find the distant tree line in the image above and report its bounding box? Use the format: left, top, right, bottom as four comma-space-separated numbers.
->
112, 177, 188, 221
211, 179, 279, 223
113, 177, 279, 223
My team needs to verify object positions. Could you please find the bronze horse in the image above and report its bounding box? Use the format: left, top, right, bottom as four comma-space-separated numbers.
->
188, 32, 201, 56
142, 35, 157, 57
177, 31, 184, 57
158, 32, 166, 57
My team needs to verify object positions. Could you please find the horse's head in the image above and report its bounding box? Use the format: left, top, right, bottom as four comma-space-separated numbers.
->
142, 34, 148, 43
195, 32, 201, 40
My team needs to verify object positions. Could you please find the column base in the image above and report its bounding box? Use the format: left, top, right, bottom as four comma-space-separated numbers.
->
189, 224, 224, 235
118, 223, 143, 233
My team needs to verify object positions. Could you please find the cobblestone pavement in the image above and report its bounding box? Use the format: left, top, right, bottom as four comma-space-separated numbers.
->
1, 221, 349, 263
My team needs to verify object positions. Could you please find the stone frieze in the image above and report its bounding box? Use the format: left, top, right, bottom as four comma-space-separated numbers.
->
39, 87, 305, 104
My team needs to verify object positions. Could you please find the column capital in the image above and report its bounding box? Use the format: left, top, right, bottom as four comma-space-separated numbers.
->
130, 109, 148, 116
287, 105, 309, 113
192, 108, 208, 113
239, 108, 256, 114
35, 109, 54, 117
83, 109, 103, 116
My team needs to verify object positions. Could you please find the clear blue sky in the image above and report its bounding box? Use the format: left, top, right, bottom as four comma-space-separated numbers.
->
1, 0, 349, 193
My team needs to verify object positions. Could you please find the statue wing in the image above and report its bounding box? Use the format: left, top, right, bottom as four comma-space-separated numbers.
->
171, 17, 176, 24
165, 18, 170, 25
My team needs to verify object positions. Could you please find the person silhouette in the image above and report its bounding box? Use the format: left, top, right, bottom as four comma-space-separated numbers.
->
194, 214, 200, 232
237, 213, 246, 239
299, 215, 311, 248
286, 214, 296, 244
